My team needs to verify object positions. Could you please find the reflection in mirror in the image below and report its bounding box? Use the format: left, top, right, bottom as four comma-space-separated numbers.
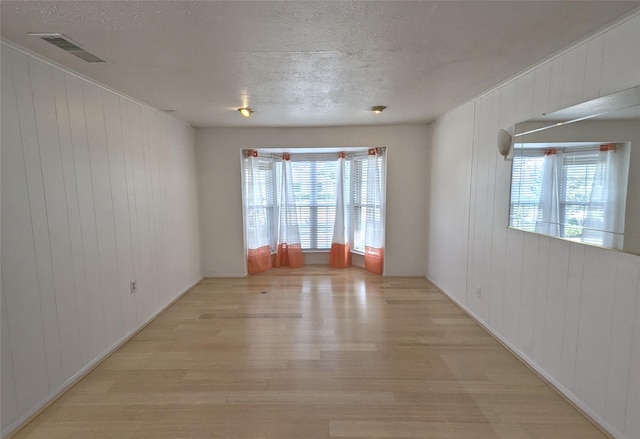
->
509, 85, 640, 255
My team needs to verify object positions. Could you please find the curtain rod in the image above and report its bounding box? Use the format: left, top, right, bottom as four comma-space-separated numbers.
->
245, 148, 386, 160
515, 144, 618, 156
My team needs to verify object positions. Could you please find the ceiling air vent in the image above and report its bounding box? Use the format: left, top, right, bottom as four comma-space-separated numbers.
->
30, 33, 106, 63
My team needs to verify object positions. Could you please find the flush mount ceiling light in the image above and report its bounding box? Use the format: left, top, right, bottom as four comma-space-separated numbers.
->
237, 107, 254, 117
370, 105, 387, 114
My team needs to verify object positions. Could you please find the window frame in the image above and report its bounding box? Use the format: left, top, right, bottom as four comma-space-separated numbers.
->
286, 159, 342, 251
510, 146, 602, 242
242, 149, 386, 254
557, 151, 599, 240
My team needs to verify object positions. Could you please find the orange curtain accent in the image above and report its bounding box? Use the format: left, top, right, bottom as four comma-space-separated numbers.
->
544, 148, 557, 156
329, 243, 352, 268
365, 246, 384, 275
273, 243, 303, 268
247, 245, 272, 274
600, 143, 615, 152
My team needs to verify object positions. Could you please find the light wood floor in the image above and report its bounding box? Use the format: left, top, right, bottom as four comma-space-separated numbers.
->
14, 267, 607, 439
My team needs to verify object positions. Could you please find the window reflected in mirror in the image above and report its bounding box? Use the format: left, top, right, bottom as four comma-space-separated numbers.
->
511, 142, 629, 249
509, 85, 640, 255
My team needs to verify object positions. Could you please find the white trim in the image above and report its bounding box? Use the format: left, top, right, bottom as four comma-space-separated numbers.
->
0, 39, 192, 128
249, 147, 385, 161
203, 274, 248, 279
382, 272, 425, 277
428, 276, 624, 439
1, 278, 203, 439
240, 150, 250, 276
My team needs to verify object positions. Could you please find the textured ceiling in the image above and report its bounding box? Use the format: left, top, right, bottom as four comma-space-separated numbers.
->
1, 1, 639, 127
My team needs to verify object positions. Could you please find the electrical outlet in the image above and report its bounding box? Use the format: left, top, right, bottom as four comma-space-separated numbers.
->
475, 286, 482, 298
130, 280, 137, 294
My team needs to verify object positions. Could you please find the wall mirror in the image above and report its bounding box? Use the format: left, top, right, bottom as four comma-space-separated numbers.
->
509, 85, 640, 255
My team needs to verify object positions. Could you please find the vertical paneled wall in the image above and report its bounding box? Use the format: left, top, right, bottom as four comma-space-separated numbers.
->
1, 43, 202, 434
427, 13, 640, 439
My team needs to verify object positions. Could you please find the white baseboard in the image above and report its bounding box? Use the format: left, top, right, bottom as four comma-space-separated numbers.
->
202, 268, 432, 278
2, 277, 203, 439
203, 273, 248, 278
427, 276, 622, 439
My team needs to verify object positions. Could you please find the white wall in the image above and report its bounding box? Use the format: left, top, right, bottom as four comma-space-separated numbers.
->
196, 125, 429, 277
427, 13, 640, 439
0, 43, 202, 435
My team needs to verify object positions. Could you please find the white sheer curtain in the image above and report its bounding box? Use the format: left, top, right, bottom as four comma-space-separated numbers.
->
582, 144, 625, 249
364, 148, 385, 274
274, 154, 304, 268
330, 153, 351, 268
244, 150, 272, 274
535, 148, 561, 237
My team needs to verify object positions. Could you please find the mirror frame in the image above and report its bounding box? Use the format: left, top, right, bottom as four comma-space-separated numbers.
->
508, 85, 640, 255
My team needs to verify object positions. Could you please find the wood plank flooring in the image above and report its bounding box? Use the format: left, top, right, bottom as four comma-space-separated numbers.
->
13, 267, 607, 439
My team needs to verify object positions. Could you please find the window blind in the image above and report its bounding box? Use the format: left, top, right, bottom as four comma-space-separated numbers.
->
559, 151, 599, 240
510, 154, 545, 231
352, 155, 383, 252
290, 160, 338, 249
510, 148, 601, 240
243, 157, 278, 251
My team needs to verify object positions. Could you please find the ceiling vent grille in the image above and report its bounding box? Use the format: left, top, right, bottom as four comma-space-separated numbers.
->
31, 33, 106, 63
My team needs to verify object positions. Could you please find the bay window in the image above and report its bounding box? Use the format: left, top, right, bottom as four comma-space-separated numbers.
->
242, 149, 385, 254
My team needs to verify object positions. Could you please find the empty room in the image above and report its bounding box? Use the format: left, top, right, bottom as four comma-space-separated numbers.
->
1, 1, 639, 438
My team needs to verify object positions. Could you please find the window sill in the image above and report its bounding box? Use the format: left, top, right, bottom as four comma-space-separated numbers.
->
303, 249, 366, 255
270, 249, 365, 255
